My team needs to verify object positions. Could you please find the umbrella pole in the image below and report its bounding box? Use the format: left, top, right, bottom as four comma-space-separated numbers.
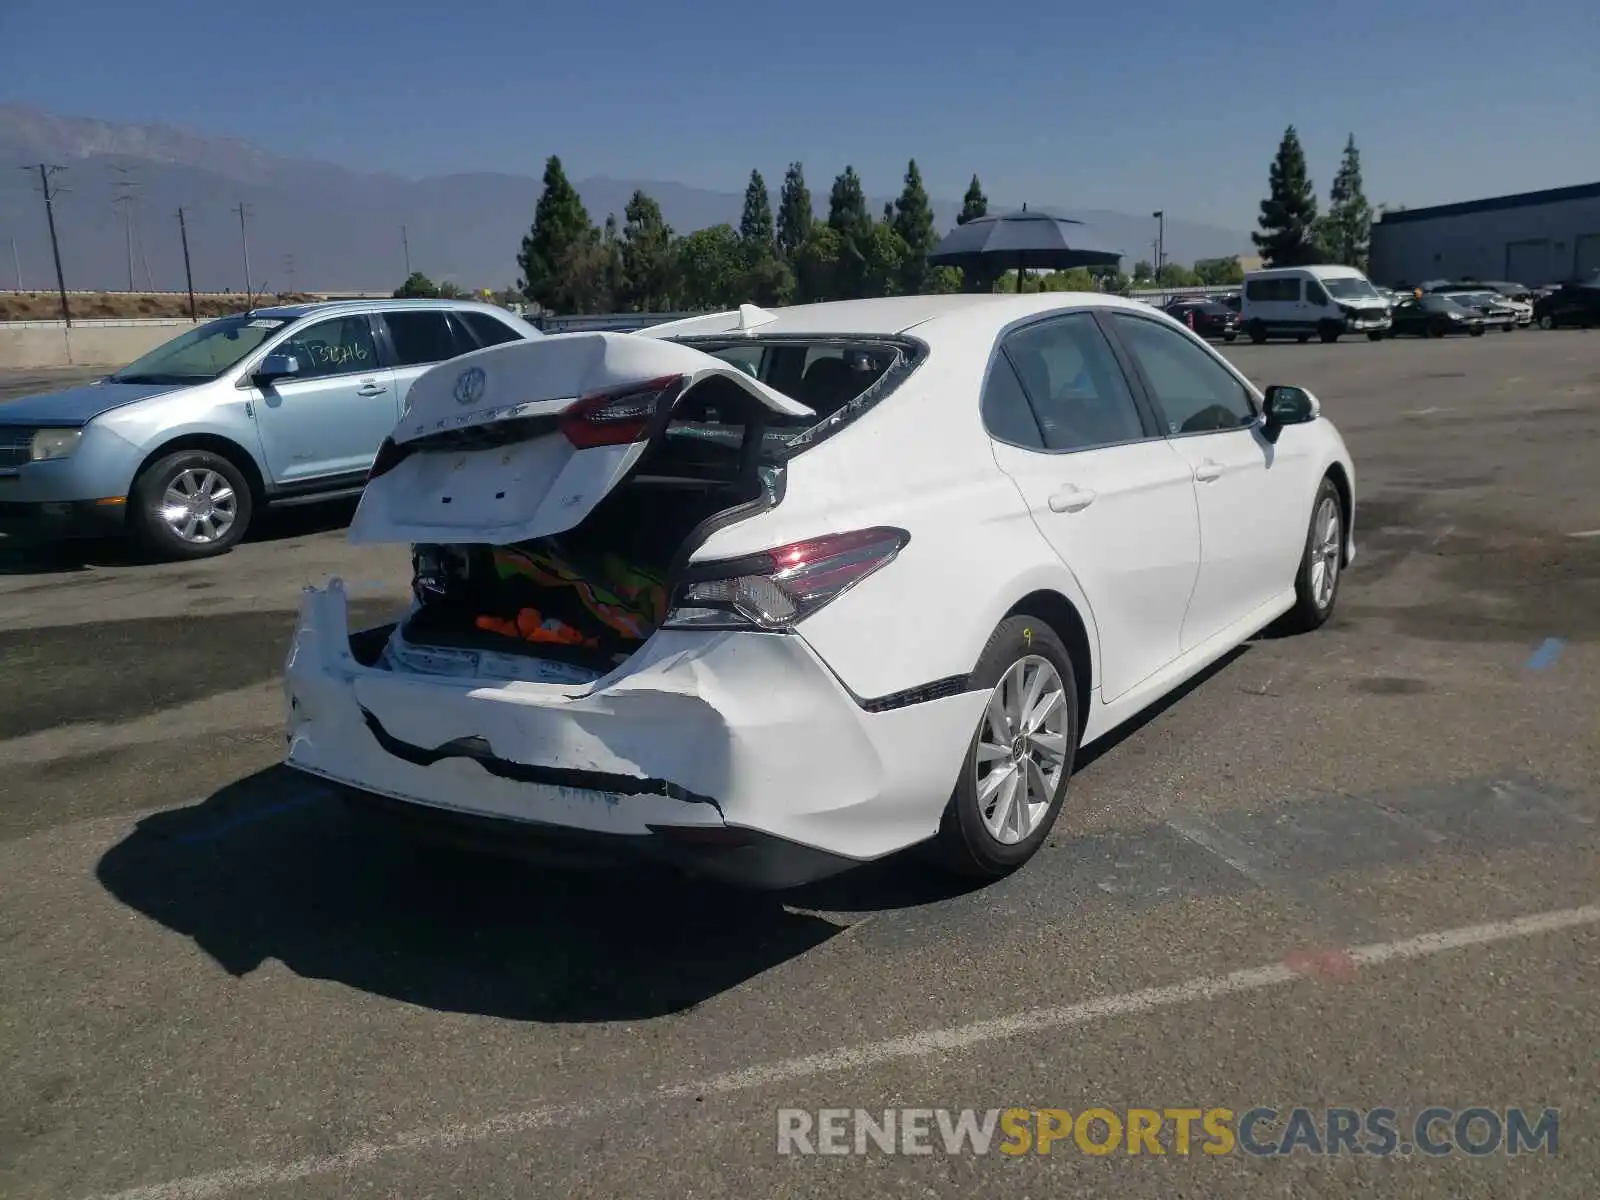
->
1017, 254, 1025, 294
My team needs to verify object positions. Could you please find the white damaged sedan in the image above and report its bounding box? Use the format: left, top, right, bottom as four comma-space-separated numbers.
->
284, 294, 1355, 888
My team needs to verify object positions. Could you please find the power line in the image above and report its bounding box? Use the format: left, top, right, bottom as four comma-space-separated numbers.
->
19, 164, 70, 324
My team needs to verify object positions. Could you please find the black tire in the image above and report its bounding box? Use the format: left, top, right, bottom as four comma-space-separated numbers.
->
1277, 476, 1344, 634
1295, 333, 1311, 344
130, 449, 254, 561
1469, 325, 1485, 337
1318, 322, 1341, 343
933, 616, 1079, 879
1247, 321, 1267, 344
1224, 333, 1237, 343
1366, 330, 1385, 342
1537, 313, 1555, 330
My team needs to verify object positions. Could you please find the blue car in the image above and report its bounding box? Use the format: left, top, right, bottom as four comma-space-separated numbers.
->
0, 299, 542, 559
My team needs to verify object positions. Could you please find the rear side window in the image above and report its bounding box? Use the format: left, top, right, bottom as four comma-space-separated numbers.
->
1002, 313, 1147, 451
459, 311, 522, 348
1245, 277, 1301, 302
385, 310, 470, 367
980, 354, 1044, 449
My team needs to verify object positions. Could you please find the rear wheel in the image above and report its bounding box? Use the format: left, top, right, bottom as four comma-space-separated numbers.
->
934, 617, 1078, 878
1469, 325, 1485, 337
1277, 476, 1344, 634
1247, 321, 1267, 344
1537, 313, 1556, 330
1223, 333, 1237, 343
1366, 330, 1385, 341
1318, 322, 1342, 343
131, 449, 253, 561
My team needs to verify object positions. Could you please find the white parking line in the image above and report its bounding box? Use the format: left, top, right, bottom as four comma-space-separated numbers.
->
84, 901, 1600, 1200
1569, 529, 1600, 539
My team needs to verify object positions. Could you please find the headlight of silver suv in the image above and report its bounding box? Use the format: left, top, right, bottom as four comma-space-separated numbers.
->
30, 428, 83, 461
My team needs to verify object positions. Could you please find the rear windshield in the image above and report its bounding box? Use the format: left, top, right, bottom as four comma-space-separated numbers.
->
671, 335, 922, 460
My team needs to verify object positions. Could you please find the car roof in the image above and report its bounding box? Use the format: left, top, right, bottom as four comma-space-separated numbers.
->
643, 292, 1164, 341
1245, 264, 1367, 280
242, 298, 526, 321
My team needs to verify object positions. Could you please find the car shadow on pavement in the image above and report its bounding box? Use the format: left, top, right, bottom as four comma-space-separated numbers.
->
95, 766, 844, 1024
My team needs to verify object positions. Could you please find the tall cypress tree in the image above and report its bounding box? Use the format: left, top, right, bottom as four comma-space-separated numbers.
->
739, 170, 774, 253
958, 174, 988, 225
827, 166, 870, 237
892, 159, 937, 293
516, 155, 596, 311
775, 162, 813, 260
1325, 134, 1372, 270
1253, 126, 1321, 268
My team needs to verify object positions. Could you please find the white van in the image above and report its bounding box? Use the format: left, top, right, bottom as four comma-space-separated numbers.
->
1240, 265, 1392, 344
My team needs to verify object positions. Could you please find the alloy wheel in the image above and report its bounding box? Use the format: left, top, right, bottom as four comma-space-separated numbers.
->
1309, 494, 1341, 610
160, 468, 238, 545
973, 655, 1069, 845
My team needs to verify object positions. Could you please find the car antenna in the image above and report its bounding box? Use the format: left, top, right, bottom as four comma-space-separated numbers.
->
737, 303, 777, 334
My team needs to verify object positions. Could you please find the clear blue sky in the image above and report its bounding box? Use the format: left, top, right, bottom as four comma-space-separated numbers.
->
3, 0, 1597, 229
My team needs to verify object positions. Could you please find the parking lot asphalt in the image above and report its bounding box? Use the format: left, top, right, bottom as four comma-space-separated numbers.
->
2, 332, 1599, 1198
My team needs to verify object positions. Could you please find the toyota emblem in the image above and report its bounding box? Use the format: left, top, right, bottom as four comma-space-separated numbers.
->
453, 366, 487, 406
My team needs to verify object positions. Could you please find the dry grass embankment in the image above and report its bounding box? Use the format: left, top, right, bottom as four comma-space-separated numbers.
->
0, 292, 316, 322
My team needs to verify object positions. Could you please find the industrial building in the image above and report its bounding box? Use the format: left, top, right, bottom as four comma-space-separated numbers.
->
1368, 181, 1600, 288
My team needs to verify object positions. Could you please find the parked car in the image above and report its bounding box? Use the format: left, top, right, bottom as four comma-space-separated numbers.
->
1385, 294, 1487, 338
1162, 298, 1241, 341
285, 295, 1356, 889
1240, 264, 1392, 343
0, 300, 542, 559
1533, 281, 1600, 329
1436, 290, 1521, 331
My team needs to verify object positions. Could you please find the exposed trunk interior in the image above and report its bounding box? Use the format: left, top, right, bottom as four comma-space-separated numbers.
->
393, 373, 784, 675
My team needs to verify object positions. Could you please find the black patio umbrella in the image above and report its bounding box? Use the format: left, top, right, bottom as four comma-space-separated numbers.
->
928, 204, 1123, 289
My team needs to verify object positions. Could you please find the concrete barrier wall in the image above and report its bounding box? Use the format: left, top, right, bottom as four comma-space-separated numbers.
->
0, 323, 192, 369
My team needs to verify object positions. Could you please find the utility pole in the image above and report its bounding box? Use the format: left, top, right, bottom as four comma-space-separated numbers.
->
1152, 210, 1165, 287
232, 201, 253, 303
8, 237, 19, 291
177, 207, 197, 321
401, 224, 411, 277
282, 252, 296, 293
112, 163, 142, 291
20, 165, 71, 325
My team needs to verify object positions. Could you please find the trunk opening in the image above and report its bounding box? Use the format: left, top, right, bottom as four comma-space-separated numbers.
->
389, 373, 783, 677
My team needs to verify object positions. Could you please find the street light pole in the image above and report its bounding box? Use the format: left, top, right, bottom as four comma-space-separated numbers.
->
1152, 210, 1165, 286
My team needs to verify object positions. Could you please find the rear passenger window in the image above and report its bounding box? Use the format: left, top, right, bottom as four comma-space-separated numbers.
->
1002, 313, 1147, 451
980, 354, 1044, 449
385, 311, 467, 367
460, 311, 522, 348
1111, 315, 1256, 435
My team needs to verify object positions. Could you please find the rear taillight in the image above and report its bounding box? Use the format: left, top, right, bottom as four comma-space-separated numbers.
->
560, 374, 686, 449
664, 527, 910, 631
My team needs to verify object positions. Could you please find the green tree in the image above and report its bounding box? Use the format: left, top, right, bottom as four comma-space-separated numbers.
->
1193, 256, 1245, 286
618, 190, 676, 311
891, 159, 937, 293
517, 155, 598, 312
599, 213, 627, 311
1157, 262, 1199, 287
958, 174, 988, 225
775, 162, 813, 261
1132, 259, 1154, 281
738, 255, 795, 307
827, 166, 870, 238
437, 280, 465, 299
739, 170, 775, 257
793, 226, 845, 302
676, 224, 743, 310
1324, 134, 1372, 270
1253, 126, 1322, 267
860, 220, 909, 297
924, 266, 963, 294
393, 271, 439, 298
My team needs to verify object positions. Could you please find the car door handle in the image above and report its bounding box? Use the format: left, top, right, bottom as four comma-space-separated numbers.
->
1193, 459, 1223, 483
355, 382, 388, 397
1048, 485, 1097, 513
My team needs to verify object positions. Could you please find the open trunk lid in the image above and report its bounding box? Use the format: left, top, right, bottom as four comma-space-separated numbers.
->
348, 332, 812, 546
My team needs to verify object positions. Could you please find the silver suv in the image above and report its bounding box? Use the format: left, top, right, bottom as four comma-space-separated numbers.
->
0, 299, 541, 559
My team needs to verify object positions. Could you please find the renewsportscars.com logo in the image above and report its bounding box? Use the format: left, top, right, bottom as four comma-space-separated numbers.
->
777, 1107, 1559, 1157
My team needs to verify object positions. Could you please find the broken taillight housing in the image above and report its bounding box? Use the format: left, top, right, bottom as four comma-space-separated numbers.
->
560, 374, 687, 449
664, 527, 910, 632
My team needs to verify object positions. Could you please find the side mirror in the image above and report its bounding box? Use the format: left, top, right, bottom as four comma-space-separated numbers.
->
253, 353, 301, 385
1261, 384, 1319, 443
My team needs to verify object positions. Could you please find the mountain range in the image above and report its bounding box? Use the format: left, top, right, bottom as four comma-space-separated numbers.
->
0, 104, 1254, 296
